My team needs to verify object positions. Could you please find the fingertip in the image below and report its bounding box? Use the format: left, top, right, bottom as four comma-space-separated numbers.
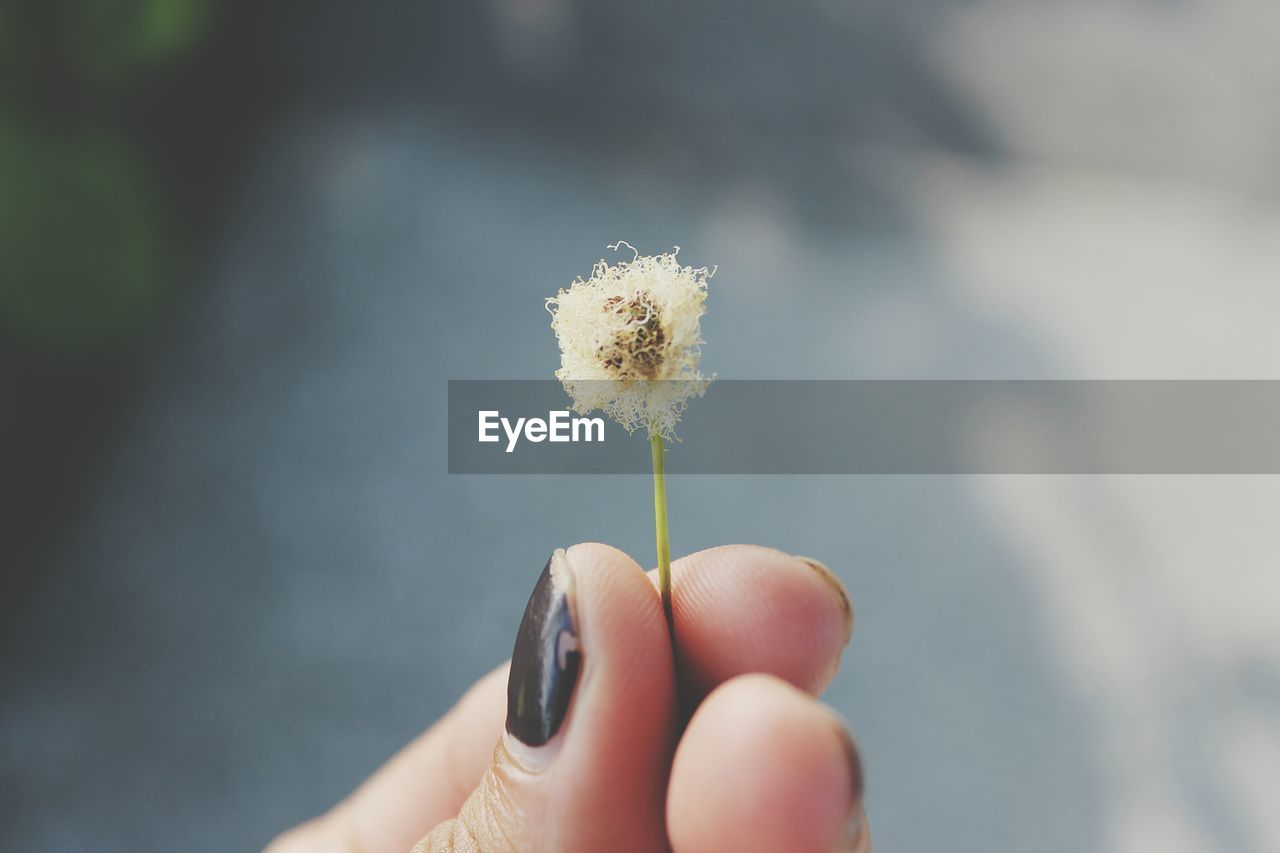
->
562, 541, 670, 692
665, 545, 854, 700
566, 540, 640, 572
793, 555, 854, 646
668, 674, 864, 853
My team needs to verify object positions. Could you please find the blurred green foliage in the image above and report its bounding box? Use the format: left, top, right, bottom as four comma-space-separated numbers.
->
0, 0, 209, 357
0, 121, 162, 354
73, 0, 210, 85
0, 6, 11, 64
0, 0, 209, 88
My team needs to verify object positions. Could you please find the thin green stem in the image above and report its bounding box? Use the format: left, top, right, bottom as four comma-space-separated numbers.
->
651, 432, 674, 640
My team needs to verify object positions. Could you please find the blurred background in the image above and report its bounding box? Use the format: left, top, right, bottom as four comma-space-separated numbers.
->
3, 1, 1279, 850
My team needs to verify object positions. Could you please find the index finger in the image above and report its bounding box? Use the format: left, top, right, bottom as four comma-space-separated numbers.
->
652, 544, 854, 705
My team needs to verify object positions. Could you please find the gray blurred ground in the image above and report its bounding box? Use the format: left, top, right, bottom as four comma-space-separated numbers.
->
4, 1, 1280, 851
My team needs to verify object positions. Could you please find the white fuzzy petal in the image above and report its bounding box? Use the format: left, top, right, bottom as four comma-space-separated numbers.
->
547, 246, 712, 438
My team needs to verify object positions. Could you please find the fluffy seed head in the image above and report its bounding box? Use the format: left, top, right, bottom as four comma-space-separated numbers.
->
547, 243, 712, 438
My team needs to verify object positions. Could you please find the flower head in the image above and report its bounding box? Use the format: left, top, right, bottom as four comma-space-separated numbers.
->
547, 243, 712, 438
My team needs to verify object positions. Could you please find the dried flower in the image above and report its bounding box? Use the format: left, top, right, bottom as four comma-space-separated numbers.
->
546, 242, 712, 439
547, 242, 714, 642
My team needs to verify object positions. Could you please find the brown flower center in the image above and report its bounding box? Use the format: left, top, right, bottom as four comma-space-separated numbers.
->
598, 294, 666, 379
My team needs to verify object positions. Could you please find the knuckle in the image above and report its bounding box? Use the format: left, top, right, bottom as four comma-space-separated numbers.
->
413, 744, 532, 853
412, 817, 480, 853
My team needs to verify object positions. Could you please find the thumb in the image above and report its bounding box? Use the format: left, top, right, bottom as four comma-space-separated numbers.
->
415, 543, 675, 852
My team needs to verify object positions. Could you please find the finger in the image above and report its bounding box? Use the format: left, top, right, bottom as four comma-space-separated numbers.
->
271, 543, 858, 852
651, 545, 853, 703
265, 663, 509, 852
667, 674, 868, 853
415, 542, 675, 852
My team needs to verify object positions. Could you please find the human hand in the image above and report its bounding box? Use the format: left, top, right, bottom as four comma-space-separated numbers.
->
267, 544, 869, 852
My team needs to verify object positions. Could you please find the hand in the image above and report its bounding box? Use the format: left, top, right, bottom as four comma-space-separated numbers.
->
267, 544, 869, 852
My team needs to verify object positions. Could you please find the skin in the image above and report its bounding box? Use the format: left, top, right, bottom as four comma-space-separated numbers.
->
267, 544, 871, 852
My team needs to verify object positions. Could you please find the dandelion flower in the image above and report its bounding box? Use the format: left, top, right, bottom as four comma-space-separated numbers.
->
546, 242, 714, 641
546, 242, 712, 439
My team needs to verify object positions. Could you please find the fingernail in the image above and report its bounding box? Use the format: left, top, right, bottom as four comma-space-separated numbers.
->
506, 548, 582, 748
795, 556, 854, 645
847, 808, 870, 851
833, 722, 866, 844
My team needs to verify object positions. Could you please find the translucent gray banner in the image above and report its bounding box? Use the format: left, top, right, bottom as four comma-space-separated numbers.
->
448, 380, 1280, 474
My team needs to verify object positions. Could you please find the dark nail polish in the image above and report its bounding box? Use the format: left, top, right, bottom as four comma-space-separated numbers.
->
506, 549, 582, 747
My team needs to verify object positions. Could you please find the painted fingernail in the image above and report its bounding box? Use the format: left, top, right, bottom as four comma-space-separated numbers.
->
795, 556, 854, 644
506, 549, 582, 747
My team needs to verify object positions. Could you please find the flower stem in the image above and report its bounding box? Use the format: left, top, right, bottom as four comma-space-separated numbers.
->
651, 432, 675, 640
